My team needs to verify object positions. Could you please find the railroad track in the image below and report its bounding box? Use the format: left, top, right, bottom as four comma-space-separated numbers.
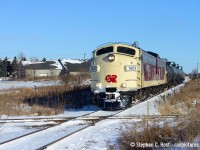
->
0, 109, 101, 147
0, 110, 188, 149
36, 109, 125, 150
0, 107, 126, 150
0, 117, 75, 123
36, 102, 145, 150
79, 114, 189, 120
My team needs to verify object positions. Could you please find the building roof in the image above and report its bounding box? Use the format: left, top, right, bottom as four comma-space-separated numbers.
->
24, 61, 61, 70
21, 59, 91, 72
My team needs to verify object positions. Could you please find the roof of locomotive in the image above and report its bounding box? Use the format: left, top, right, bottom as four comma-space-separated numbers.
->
93, 42, 140, 53
96, 42, 134, 48
93, 42, 160, 58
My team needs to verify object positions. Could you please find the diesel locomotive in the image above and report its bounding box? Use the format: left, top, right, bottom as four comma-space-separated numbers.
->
90, 42, 185, 109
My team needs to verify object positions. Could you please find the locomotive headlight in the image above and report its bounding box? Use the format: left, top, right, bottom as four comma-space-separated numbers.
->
96, 83, 102, 88
121, 83, 127, 88
107, 54, 115, 62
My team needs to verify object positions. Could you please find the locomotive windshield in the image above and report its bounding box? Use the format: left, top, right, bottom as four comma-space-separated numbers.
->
117, 46, 135, 56
96, 46, 113, 56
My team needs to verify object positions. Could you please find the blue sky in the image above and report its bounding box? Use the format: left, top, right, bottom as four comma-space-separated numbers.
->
0, 0, 199, 73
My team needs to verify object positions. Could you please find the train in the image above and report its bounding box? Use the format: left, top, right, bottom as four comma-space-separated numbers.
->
90, 42, 185, 109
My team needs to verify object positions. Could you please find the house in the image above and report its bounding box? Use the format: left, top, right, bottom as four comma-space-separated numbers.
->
17, 58, 91, 78
17, 60, 68, 78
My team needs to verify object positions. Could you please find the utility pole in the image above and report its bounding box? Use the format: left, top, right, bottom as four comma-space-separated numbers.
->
197, 62, 199, 75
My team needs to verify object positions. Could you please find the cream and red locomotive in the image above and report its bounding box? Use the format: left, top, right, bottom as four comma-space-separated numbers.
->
90, 42, 184, 109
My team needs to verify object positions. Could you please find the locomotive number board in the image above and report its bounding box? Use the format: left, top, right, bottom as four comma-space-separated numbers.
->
125, 65, 138, 71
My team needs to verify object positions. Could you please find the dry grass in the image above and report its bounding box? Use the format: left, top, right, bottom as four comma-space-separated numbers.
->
0, 85, 67, 116
62, 73, 90, 85
119, 78, 200, 150
119, 124, 176, 150
159, 78, 200, 116
119, 117, 200, 150
0, 75, 91, 116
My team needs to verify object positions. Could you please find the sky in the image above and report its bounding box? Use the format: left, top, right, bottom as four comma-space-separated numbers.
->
0, 0, 199, 73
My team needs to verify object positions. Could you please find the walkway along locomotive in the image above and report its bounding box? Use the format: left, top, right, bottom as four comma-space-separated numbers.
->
90, 42, 185, 109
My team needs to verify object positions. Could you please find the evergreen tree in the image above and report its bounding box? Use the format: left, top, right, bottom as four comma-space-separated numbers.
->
10, 56, 18, 78
22, 57, 27, 61
4, 57, 9, 76
42, 57, 46, 62
12, 56, 18, 70
0, 59, 6, 77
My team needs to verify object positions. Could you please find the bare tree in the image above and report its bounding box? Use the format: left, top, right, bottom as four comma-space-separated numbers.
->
18, 52, 26, 61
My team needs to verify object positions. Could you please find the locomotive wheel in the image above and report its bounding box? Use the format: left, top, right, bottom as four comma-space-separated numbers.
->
120, 95, 132, 108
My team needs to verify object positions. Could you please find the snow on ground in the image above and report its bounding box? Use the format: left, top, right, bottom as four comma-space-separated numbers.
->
0, 77, 190, 150
117, 83, 184, 116
0, 77, 10, 81
1, 105, 100, 119
0, 106, 100, 149
0, 80, 62, 90
64, 105, 100, 117
47, 119, 137, 150
89, 110, 122, 117
0, 121, 56, 144
0, 120, 89, 150
46, 82, 187, 150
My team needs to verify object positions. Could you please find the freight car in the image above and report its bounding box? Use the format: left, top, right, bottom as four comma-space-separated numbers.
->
90, 42, 185, 109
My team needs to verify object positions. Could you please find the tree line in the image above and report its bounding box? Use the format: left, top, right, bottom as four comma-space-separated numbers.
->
0, 54, 47, 78
0, 56, 20, 77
